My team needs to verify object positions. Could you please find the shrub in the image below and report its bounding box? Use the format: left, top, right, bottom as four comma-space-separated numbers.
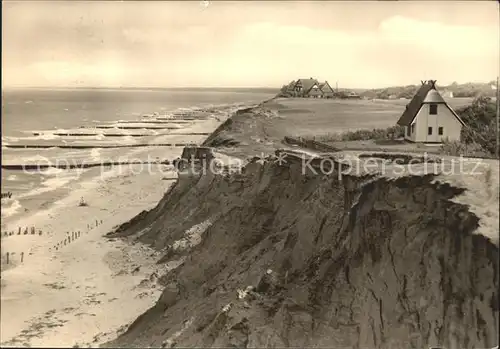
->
340, 125, 404, 141
440, 140, 492, 158
448, 96, 497, 157
309, 125, 405, 142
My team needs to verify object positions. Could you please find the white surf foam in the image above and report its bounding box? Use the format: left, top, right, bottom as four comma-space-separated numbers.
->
40, 167, 65, 176
1, 200, 22, 218
19, 155, 52, 163
19, 171, 82, 199
34, 133, 59, 141
90, 149, 101, 161
2, 136, 20, 143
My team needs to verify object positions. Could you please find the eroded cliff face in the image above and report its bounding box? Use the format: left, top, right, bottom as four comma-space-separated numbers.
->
105, 152, 498, 349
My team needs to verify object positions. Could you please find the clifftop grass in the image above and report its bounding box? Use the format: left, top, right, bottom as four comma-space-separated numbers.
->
310, 125, 404, 143
305, 97, 497, 158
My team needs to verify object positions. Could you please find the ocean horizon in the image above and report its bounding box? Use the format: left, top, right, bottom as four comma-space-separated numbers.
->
2, 86, 279, 93
1, 88, 275, 224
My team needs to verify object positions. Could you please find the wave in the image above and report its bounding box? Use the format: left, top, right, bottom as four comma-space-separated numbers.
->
0, 199, 22, 218
2, 136, 20, 143
90, 148, 101, 161
15, 154, 52, 163
34, 133, 60, 141
18, 170, 83, 199
122, 136, 137, 143
40, 167, 65, 176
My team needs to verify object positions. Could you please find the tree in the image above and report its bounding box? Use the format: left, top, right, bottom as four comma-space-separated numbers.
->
457, 96, 496, 155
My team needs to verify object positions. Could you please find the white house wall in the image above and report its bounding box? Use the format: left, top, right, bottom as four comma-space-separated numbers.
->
412, 104, 462, 142
404, 125, 417, 142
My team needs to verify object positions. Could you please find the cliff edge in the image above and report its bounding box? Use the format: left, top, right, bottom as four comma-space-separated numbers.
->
103, 132, 499, 348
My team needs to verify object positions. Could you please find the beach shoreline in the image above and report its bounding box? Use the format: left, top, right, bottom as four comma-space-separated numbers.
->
0, 100, 263, 347
0, 161, 179, 347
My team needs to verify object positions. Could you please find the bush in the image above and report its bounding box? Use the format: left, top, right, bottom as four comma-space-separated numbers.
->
440, 140, 492, 158
451, 96, 497, 156
341, 125, 405, 141
310, 125, 405, 143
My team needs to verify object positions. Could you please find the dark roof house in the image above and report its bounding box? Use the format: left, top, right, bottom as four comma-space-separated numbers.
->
294, 78, 320, 95
319, 81, 334, 96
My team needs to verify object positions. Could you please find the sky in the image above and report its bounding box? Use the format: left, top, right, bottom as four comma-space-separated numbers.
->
2, 1, 499, 89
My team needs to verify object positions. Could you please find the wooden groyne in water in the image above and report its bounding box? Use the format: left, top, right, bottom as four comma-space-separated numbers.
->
156, 117, 209, 121
4, 143, 198, 149
113, 120, 193, 124
32, 132, 211, 137
1, 160, 175, 170
79, 125, 181, 130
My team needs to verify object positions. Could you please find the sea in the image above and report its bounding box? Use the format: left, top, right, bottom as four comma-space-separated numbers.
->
1, 88, 275, 224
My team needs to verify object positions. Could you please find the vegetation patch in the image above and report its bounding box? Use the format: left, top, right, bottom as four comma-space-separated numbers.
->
358, 153, 441, 164
307, 125, 405, 143
441, 96, 497, 157
301, 97, 497, 159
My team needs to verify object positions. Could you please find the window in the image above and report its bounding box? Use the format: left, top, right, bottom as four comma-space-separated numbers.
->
411, 124, 415, 134
407, 126, 411, 136
428, 127, 433, 135
438, 127, 443, 135
429, 104, 438, 115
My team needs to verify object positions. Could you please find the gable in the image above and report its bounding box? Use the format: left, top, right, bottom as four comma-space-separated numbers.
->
411, 102, 465, 127
295, 78, 319, 93
444, 103, 465, 126
319, 82, 334, 93
396, 83, 432, 126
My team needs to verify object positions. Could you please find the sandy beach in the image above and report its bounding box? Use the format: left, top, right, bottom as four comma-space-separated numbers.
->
0, 108, 246, 347
0, 162, 181, 347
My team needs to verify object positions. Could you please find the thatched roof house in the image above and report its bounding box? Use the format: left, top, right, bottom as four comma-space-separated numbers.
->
397, 80, 464, 143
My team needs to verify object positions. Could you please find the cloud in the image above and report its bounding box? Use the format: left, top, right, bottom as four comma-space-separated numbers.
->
122, 25, 215, 47
205, 16, 498, 87
378, 15, 497, 58
2, 2, 498, 89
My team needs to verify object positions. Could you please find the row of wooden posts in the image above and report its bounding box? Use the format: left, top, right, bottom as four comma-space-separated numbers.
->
1, 192, 13, 199
3, 219, 103, 264
49, 219, 103, 252
3, 226, 44, 238
4, 251, 25, 264
50, 230, 83, 252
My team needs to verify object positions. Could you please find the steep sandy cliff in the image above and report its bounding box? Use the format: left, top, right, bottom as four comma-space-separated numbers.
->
104, 149, 499, 349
